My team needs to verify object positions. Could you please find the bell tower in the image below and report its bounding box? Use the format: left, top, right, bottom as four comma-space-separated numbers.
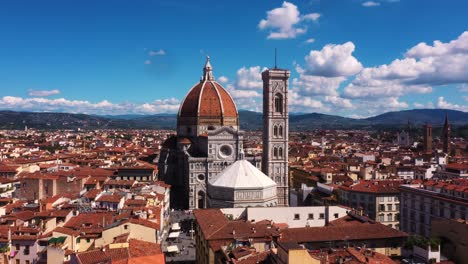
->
442, 113, 451, 154
262, 68, 290, 206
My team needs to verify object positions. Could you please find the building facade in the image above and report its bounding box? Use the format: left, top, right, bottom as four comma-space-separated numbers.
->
399, 180, 468, 237
338, 180, 401, 229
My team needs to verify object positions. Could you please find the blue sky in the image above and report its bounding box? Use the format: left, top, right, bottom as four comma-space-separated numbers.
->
0, 0, 467, 117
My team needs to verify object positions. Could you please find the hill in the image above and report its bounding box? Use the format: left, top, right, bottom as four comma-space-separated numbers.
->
0, 109, 466, 131
364, 109, 468, 125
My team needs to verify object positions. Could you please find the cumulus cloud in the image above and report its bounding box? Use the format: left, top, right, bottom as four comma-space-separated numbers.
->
216, 66, 266, 109
144, 60, 151, 65
436, 96, 468, 112
346, 97, 409, 116
148, 49, 166, 56
28, 89, 60, 97
0, 96, 180, 115
405, 32, 468, 58
217, 76, 229, 84
289, 89, 325, 112
324, 96, 353, 108
235, 66, 266, 89
344, 31, 468, 98
304, 38, 315, 44
292, 67, 345, 96
459, 84, 468, 92
258, 1, 320, 39
302, 13, 321, 21
303, 42, 363, 77
362, 1, 380, 7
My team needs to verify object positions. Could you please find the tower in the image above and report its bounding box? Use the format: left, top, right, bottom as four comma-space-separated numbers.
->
442, 113, 451, 154
423, 123, 432, 153
262, 68, 290, 206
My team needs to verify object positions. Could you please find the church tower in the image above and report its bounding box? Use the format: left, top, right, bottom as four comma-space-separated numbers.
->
262, 68, 290, 206
442, 113, 451, 154
423, 123, 432, 154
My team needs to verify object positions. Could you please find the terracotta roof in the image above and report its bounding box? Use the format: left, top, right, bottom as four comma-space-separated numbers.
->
281, 215, 407, 243
129, 218, 160, 230
0, 165, 19, 172
340, 180, 403, 194
446, 163, 468, 170
76, 249, 111, 264
106, 248, 129, 262
84, 189, 101, 199
126, 255, 165, 264
194, 209, 280, 252
128, 239, 162, 257
193, 209, 229, 239
96, 194, 124, 203
64, 212, 115, 230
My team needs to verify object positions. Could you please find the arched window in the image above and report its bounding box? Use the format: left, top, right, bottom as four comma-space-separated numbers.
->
273, 126, 278, 137
274, 93, 283, 113
273, 147, 278, 159
279, 125, 283, 137
279, 147, 283, 158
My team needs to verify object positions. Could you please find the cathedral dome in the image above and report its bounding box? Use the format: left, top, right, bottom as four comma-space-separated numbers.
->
178, 57, 238, 127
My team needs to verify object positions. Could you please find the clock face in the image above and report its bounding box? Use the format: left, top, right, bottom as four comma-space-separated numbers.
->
219, 145, 233, 158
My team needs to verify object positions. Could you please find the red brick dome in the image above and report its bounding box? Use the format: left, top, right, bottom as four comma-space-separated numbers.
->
178, 57, 238, 127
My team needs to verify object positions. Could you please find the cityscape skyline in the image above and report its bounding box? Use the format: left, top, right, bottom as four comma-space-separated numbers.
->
0, 0, 467, 118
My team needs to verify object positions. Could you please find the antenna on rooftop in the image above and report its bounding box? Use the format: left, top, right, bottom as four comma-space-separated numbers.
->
274, 48, 277, 69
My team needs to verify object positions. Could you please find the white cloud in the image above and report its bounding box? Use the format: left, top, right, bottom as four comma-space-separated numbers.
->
148, 49, 166, 56
293, 67, 345, 96
217, 66, 266, 110
289, 89, 325, 112
218, 76, 229, 84
436, 96, 468, 111
405, 32, 468, 58
345, 97, 409, 117
226, 86, 261, 99
136, 98, 180, 114
303, 42, 363, 77
235, 66, 267, 89
27, 89, 61, 97
344, 31, 468, 98
459, 84, 468, 92
362, 1, 380, 7
324, 96, 353, 108
0, 96, 180, 115
305, 38, 315, 44
302, 13, 321, 21
413, 102, 424, 108
258, 1, 320, 39
144, 60, 151, 65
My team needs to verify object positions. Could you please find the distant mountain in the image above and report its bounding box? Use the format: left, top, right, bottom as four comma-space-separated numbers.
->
98, 114, 149, 120
0, 109, 467, 131
364, 109, 468, 125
